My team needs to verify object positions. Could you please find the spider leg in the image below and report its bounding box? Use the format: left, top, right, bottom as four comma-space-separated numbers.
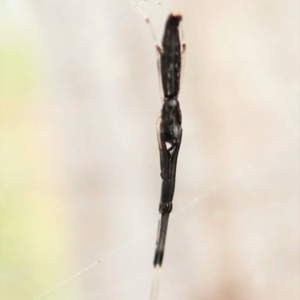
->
130, 2, 164, 101
179, 21, 186, 91
143, 16, 164, 101
168, 129, 182, 200
154, 117, 172, 267
156, 116, 169, 180
153, 212, 170, 266
154, 122, 182, 267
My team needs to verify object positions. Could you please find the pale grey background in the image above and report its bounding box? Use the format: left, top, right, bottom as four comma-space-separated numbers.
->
0, 0, 299, 299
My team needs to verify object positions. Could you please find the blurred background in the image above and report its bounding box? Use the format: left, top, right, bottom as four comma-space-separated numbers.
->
0, 0, 299, 299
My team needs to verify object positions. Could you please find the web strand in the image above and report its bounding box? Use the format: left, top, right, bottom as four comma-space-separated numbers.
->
33, 261, 101, 300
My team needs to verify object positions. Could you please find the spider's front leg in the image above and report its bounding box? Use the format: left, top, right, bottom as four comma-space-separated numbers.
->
156, 116, 169, 180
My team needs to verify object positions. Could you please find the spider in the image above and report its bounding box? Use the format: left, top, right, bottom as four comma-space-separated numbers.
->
149, 11, 186, 268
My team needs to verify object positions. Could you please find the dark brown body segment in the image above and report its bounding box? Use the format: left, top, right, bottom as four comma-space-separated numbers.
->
161, 14, 182, 99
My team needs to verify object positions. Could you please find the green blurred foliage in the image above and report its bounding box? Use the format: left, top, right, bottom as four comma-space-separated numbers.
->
0, 27, 80, 300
